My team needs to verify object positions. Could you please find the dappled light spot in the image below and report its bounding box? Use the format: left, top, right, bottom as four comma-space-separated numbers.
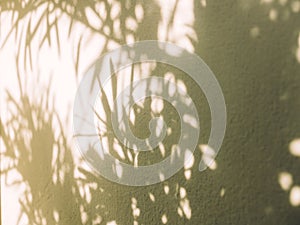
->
135, 4, 144, 22
133, 150, 139, 167
149, 192, 156, 202
159, 142, 166, 157
161, 214, 168, 224
103, 25, 111, 36
161, 42, 185, 57
291, 1, 300, 13
177, 79, 187, 95
164, 185, 170, 195
175, 184, 192, 219
66, 4, 75, 15
150, 77, 163, 93
184, 170, 192, 180
139, 61, 157, 77
93, 215, 102, 224
220, 188, 226, 197
134, 97, 146, 109
126, 34, 135, 44
180, 198, 192, 219
152, 117, 165, 137
250, 26, 260, 38
168, 84, 176, 98
199, 145, 218, 170
177, 207, 183, 217
107, 221, 117, 225
167, 127, 172, 136
80, 205, 88, 224
269, 9, 278, 21
159, 172, 165, 181
53, 210, 59, 222
183, 114, 198, 129
132, 197, 137, 205
133, 208, 141, 218
289, 186, 300, 207
164, 72, 176, 96
113, 142, 126, 159
151, 97, 164, 114
89, 182, 98, 190
85, 7, 102, 30
289, 139, 300, 157
114, 160, 123, 178
200, 0, 207, 7
131, 197, 141, 219
79, 184, 85, 199
127, 149, 134, 162
180, 187, 187, 199
126, 17, 138, 32
110, 2, 121, 20
107, 40, 120, 50
184, 150, 194, 170
278, 172, 293, 191
85, 184, 92, 203
113, 19, 122, 38
208, 160, 217, 170
164, 72, 176, 83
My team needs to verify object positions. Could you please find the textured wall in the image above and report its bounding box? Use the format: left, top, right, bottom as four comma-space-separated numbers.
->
1, 0, 300, 224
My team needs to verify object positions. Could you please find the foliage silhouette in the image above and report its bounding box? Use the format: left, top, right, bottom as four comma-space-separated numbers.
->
1, 0, 300, 224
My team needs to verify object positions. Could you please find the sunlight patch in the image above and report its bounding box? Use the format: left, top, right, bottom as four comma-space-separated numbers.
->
180, 198, 192, 219
200, 0, 207, 7
184, 170, 192, 180
135, 4, 144, 22
220, 188, 226, 197
290, 186, 300, 207
180, 187, 187, 198
289, 139, 300, 157
149, 192, 156, 202
161, 214, 168, 224
199, 145, 218, 170
278, 172, 293, 191
269, 9, 278, 21
291, 1, 300, 13
164, 185, 170, 195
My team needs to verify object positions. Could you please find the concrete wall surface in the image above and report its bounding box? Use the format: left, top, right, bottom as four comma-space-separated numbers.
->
1, 0, 300, 224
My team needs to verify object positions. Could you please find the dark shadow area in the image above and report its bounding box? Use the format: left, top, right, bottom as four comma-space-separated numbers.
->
189, 0, 300, 224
